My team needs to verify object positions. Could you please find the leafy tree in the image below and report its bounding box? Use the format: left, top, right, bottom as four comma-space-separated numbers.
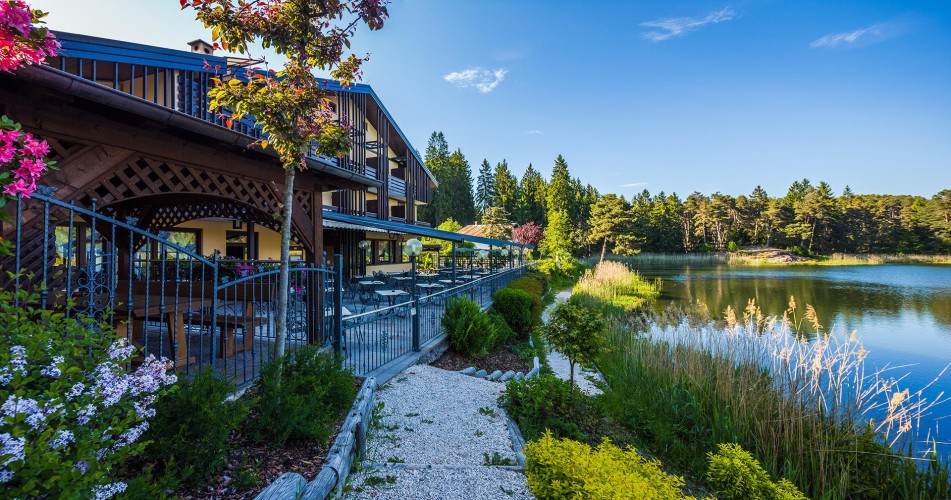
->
512, 222, 544, 248
543, 299, 606, 387
183, 0, 388, 358
542, 208, 573, 258
476, 159, 496, 215
516, 163, 547, 225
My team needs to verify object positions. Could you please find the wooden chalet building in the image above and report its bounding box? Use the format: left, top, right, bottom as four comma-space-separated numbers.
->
0, 32, 530, 380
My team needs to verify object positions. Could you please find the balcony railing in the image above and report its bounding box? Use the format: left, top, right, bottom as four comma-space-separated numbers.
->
50, 52, 369, 176
389, 177, 406, 198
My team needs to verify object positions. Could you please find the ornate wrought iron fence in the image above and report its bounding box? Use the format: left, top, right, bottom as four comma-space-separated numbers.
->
1, 191, 339, 386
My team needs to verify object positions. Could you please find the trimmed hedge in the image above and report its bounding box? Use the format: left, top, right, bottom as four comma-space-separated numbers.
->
506, 276, 545, 323
491, 287, 535, 337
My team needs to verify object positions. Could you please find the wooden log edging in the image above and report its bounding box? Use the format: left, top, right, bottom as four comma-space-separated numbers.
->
255, 377, 378, 500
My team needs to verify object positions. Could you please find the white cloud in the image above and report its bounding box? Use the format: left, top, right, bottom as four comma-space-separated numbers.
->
810, 24, 882, 48
443, 67, 508, 93
525, 130, 544, 135
641, 8, 736, 42
622, 182, 648, 188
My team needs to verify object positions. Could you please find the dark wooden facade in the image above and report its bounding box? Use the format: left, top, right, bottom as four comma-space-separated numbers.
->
1, 32, 437, 272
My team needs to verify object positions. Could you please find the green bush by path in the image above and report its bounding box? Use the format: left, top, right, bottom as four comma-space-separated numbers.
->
491, 287, 535, 337
706, 444, 806, 500
142, 368, 249, 488
507, 276, 545, 322
524, 431, 694, 499
501, 374, 595, 443
442, 297, 497, 357
247, 346, 355, 446
488, 310, 516, 346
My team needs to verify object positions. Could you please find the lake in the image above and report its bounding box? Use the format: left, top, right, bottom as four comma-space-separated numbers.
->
630, 263, 951, 454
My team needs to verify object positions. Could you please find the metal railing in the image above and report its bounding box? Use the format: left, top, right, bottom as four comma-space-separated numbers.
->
1, 191, 339, 387
339, 266, 526, 376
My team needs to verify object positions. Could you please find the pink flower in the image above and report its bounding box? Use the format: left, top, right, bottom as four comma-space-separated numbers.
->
22, 134, 50, 158
13, 158, 45, 180
0, 129, 21, 145
0, 144, 14, 164
2, 177, 35, 197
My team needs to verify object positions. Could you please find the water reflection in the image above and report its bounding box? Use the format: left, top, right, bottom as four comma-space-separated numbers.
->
634, 263, 951, 455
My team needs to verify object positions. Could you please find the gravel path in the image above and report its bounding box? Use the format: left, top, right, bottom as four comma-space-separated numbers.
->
344, 365, 533, 499
542, 290, 604, 396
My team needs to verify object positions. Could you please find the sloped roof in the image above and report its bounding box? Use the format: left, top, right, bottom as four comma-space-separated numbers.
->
457, 224, 513, 239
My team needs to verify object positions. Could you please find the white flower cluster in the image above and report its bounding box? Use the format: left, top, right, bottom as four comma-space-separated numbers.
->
0, 340, 176, 498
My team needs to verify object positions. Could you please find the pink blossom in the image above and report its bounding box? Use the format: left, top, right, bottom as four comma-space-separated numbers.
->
2, 177, 34, 197
0, 129, 20, 145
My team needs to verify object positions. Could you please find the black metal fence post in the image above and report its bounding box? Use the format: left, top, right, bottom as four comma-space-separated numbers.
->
411, 254, 420, 352
334, 254, 343, 355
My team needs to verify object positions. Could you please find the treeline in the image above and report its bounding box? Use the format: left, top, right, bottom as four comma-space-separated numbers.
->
418, 131, 951, 256
596, 181, 951, 255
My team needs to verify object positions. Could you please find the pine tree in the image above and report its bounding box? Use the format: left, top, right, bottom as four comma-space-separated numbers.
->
516, 163, 547, 225
476, 159, 496, 216
588, 194, 637, 261
493, 159, 518, 217
420, 131, 451, 225
447, 149, 477, 225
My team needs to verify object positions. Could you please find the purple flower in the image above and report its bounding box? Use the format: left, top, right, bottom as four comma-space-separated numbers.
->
77, 404, 96, 425
8, 345, 27, 375
116, 422, 148, 448
49, 429, 74, 449
40, 356, 64, 378
68, 382, 85, 399
107, 339, 135, 361
0, 433, 25, 467
1, 396, 46, 430
92, 481, 127, 500
74, 460, 90, 475
0, 470, 12, 483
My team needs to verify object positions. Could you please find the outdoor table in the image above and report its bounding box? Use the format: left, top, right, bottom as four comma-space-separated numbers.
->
438, 279, 458, 285
375, 289, 409, 307
116, 294, 213, 368
417, 283, 445, 291
418, 273, 438, 278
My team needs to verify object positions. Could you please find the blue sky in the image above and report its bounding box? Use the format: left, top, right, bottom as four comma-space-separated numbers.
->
33, 0, 951, 198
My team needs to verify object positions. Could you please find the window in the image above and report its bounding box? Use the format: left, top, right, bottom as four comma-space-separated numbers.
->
225, 230, 257, 260
377, 240, 392, 263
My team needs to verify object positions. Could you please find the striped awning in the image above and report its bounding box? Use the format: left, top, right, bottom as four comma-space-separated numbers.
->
323, 219, 394, 234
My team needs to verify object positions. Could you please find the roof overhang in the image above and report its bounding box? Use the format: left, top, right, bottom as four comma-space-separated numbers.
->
323, 211, 533, 249
12, 64, 382, 190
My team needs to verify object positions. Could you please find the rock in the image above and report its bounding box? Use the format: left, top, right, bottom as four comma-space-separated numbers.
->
475, 369, 488, 378
514, 372, 524, 380
500, 370, 516, 381
487, 370, 503, 381
460, 367, 476, 376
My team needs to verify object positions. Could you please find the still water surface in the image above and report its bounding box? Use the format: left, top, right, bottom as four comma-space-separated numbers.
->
631, 263, 951, 452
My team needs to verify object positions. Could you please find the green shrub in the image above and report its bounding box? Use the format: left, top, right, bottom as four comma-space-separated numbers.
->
488, 310, 516, 347
706, 443, 807, 500
524, 431, 694, 499
248, 346, 355, 446
443, 297, 496, 357
0, 290, 176, 498
507, 277, 544, 322
491, 288, 535, 337
142, 368, 248, 488
502, 374, 592, 442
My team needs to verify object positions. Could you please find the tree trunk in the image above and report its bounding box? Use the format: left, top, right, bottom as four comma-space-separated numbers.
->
274, 166, 296, 359
600, 239, 607, 263
808, 221, 816, 253
569, 360, 575, 387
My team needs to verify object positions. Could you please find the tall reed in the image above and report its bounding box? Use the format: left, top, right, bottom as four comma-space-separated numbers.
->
594, 293, 951, 498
